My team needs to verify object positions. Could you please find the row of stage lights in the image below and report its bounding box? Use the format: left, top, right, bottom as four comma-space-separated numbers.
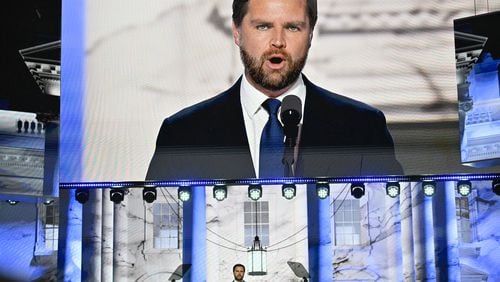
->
74, 179, 500, 204
4, 199, 55, 206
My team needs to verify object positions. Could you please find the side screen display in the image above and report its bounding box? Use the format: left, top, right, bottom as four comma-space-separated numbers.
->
454, 12, 500, 168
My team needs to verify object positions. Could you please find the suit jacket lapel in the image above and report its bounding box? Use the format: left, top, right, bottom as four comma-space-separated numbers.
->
213, 78, 256, 178
297, 76, 363, 177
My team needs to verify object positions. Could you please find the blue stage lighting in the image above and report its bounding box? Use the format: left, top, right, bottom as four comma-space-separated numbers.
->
143, 185, 157, 203
386, 182, 400, 198
213, 184, 227, 201
178, 186, 191, 202
350, 182, 365, 199
316, 182, 330, 199
457, 180, 472, 197
422, 181, 436, 197
493, 179, 500, 196
75, 189, 89, 204
282, 184, 296, 200
110, 185, 126, 204
248, 184, 262, 201
6, 200, 19, 205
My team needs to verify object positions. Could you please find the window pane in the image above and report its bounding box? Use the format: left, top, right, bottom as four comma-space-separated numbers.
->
245, 226, 254, 237
354, 224, 361, 234
336, 235, 344, 245
171, 215, 179, 225
455, 196, 472, 244
352, 234, 360, 245
344, 212, 352, 222
335, 212, 343, 222
336, 225, 347, 234
162, 215, 169, 224
343, 200, 351, 209
244, 202, 251, 211
153, 202, 179, 249
333, 199, 361, 246
41, 203, 59, 251
260, 213, 269, 223
353, 210, 360, 221
261, 225, 269, 235
153, 204, 160, 214
244, 201, 270, 247
244, 213, 252, 223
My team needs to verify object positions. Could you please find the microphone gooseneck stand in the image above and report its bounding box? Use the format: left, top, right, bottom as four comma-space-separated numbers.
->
280, 95, 302, 177
283, 133, 297, 177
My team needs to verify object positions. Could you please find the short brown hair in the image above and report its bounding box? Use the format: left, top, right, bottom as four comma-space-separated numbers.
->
233, 263, 245, 272
232, 0, 317, 30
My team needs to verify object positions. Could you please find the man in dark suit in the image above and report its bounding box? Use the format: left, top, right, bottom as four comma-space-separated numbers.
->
146, 0, 402, 180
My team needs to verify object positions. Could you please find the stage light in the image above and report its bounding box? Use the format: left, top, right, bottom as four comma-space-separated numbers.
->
457, 180, 472, 197
213, 184, 227, 201
386, 182, 400, 198
493, 179, 500, 196
422, 181, 436, 197
110, 186, 126, 204
316, 182, 330, 199
350, 182, 365, 199
178, 186, 191, 202
75, 189, 89, 204
43, 199, 54, 205
142, 185, 157, 203
248, 184, 262, 201
6, 200, 19, 205
281, 184, 296, 200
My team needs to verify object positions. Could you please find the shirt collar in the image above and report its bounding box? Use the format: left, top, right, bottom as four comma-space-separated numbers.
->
240, 73, 305, 120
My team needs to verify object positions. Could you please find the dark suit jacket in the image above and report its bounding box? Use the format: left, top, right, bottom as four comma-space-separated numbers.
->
146, 75, 402, 180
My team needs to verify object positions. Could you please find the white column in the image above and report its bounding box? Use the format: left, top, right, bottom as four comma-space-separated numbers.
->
412, 183, 436, 281
113, 192, 129, 281
385, 191, 403, 281
101, 189, 114, 281
400, 182, 415, 281
82, 189, 102, 281
444, 181, 461, 282
432, 181, 461, 282
57, 189, 82, 281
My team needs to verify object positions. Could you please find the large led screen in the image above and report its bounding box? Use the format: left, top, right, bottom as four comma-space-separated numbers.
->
61, 0, 500, 182
454, 11, 500, 168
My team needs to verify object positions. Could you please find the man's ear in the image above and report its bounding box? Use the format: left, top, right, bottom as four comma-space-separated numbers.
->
308, 31, 314, 48
232, 22, 241, 46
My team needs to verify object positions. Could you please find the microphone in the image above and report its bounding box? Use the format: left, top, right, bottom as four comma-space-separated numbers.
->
281, 95, 302, 147
280, 95, 302, 177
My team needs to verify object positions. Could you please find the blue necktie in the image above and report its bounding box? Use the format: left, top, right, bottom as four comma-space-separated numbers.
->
259, 99, 284, 178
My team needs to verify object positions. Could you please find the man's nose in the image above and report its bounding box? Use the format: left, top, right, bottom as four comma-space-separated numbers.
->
271, 28, 286, 49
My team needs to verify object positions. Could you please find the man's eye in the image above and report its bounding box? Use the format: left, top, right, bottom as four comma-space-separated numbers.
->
256, 25, 269, 31
288, 26, 300, 32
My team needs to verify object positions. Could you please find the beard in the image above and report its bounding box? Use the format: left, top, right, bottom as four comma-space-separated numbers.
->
240, 47, 308, 92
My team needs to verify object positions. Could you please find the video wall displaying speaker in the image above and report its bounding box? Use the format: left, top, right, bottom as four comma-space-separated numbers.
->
60, 1, 500, 183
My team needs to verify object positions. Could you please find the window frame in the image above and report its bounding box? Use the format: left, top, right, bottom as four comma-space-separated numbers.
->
35, 200, 59, 256
144, 188, 183, 254
244, 201, 270, 247
332, 198, 363, 247
152, 202, 181, 249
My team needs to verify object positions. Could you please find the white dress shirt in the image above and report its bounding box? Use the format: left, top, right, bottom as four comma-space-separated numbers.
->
240, 74, 306, 177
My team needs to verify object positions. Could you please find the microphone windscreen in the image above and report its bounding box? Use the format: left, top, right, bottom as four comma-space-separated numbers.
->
281, 95, 302, 126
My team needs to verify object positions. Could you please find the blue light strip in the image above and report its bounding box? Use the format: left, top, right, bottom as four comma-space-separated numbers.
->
59, 173, 500, 189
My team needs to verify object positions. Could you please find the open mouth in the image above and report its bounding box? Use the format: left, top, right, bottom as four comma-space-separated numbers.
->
269, 57, 284, 64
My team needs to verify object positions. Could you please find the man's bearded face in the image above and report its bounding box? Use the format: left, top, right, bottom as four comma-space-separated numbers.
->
232, 0, 312, 94
240, 47, 307, 92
